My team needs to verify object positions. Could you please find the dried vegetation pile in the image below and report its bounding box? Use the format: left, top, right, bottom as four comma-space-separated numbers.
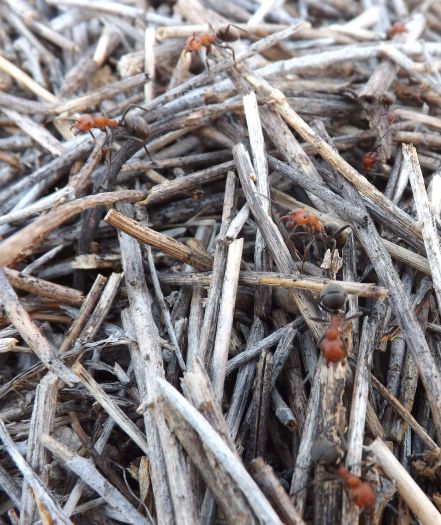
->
1, 0, 441, 523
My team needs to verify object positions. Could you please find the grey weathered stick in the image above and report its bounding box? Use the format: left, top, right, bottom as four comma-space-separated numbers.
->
159, 398, 256, 524
72, 362, 150, 455
145, 245, 186, 371
289, 366, 321, 514
0, 419, 73, 525
260, 108, 333, 215
0, 268, 78, 384
0, 190, 147, 267
226, 317, 265, 439
2, 108, 64, 156
63, 362, 135, 517
243, 91, 272, 317
117, 203, 196, 525
199, 172, 237, 363
404, 143, 441, 311
210, 238, 244, 400
76, 272, 123, 344
41, 434, 150, 525
343, 314, 378, 524
158, 271, 388, 299
19, 372, 60, 525
368, 438, 441, 525
105, 208, 213, 271
233, 143, 322, 340
271, 388, 296, 432
369, 372, 438, 450
0, 460, 20, 506
59, 274, 108, 354
155, 377, 283, 524
226, 317, 304, 375
250, 457, 305, 525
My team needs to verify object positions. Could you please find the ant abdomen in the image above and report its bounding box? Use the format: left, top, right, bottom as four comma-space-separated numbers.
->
122, 113, 150, 140
216, 25, 240, 42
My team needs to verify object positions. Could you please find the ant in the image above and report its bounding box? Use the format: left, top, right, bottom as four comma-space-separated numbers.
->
361, 150, 378, 172
310, 438, 376, 511
315, 284, 361, 364
280, 208, 350, 270
71, 104, 153, 162
387, 21, 407, 38
361, 125, 395, 173
185, 24, 245, 70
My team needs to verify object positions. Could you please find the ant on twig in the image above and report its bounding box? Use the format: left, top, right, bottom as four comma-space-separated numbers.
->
310, 438, 376, 511
361, 125, 395, 173
70, 103, 153, 163
185, 24, 247, 70
314, 284, 361, 364
280, 208, 350, 270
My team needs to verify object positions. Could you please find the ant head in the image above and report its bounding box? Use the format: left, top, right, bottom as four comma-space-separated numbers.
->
186, 35, 201, 53
319, 284, 347, 314
311, 438, 343, 466
71, 114, 94, 134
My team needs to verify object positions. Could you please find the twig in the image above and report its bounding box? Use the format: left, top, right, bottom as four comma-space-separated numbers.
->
105, 209, 213, 271
0, 268, 78, 384
0, 190, 146, 267
367, 438, 441, 525
154, 378, 284, 525
0, 419, 73, 525
41, 433, 150, 525
210, 238, 244, 399
403, 144, 441, 311
250, 457, 306, 525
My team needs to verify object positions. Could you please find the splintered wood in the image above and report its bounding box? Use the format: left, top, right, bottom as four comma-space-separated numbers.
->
1, 1, 441, 524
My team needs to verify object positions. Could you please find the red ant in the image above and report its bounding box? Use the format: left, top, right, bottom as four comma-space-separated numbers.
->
361, 150, 378, 172
71, 105, 153, 161
316, 284, 361, 364
71, 114, 118, 139
387, 21, 407, 38
310, 438, 376, 511
337, 466, 376, 510
361, 127, 394, 173
185, 24, 245, 70
280, 209, 350, 270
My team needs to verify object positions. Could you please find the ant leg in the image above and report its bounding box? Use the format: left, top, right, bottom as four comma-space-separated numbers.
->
119, 133, 153, 162
119, 104, 150, 127
214, 43, 236, 65
300, 236, 315, 272
332, 225, 351, 240
222, 24, 232, 39
102, 129, 113, 168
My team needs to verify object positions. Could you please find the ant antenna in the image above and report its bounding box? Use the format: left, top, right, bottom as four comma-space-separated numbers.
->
370, 127, 394, 151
